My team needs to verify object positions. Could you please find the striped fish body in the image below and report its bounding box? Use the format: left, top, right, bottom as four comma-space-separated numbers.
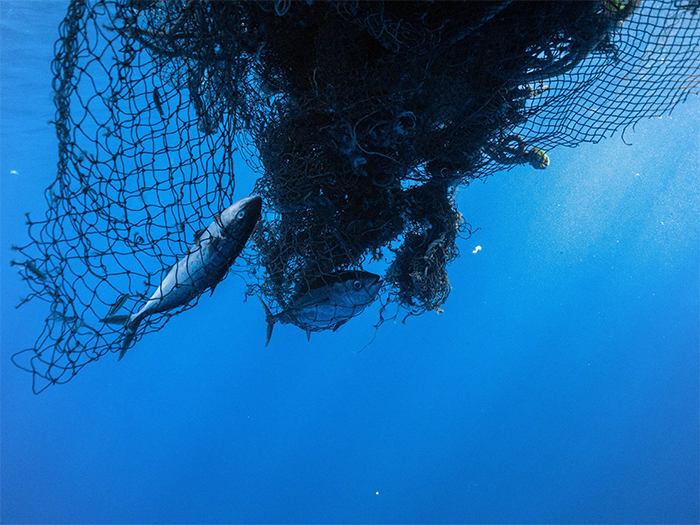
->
263, 271, 382, 345
104, 195, 262, 358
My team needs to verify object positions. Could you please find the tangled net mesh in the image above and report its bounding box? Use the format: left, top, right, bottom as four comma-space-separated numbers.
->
11, 0, 699, 392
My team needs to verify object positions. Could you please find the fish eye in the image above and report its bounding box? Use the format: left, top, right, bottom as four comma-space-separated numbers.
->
352, 280, 362, 290
236, 210, 245, 219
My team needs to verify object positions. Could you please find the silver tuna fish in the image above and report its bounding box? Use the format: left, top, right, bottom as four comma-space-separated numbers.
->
103, 195, 262, 359
261, 270, 382, 346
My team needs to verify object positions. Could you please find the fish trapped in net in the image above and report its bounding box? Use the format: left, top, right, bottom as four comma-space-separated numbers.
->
261, 270, 383, 346
102, 195, 262, 359
11, 0, 699, 392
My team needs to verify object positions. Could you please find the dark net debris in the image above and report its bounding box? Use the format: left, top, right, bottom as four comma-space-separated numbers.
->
11, 0, 699, 392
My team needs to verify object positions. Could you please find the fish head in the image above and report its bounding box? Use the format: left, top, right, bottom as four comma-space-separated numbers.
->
219, 195, 263, 237
334, 270, 382, 305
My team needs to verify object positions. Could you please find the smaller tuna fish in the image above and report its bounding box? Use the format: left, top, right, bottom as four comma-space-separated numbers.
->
103, 195, 262, 359
261, 270, 382, 346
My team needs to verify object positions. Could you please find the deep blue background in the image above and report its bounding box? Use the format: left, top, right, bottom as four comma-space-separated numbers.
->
2, 3, 698, 524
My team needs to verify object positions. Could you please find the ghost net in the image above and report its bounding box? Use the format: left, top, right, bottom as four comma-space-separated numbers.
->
11, 0, 700, 392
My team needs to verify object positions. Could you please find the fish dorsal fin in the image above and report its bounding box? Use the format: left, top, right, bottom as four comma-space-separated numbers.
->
297, 270, 365, 295
163, 262, 177, 279
193, 227, 206, 244
298, 273, 344, 295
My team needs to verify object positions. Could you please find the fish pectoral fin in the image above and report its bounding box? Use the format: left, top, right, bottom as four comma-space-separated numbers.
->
207, 235, 221, 257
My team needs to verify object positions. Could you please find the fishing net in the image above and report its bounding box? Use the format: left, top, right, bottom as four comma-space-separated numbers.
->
11, 0, 699, 392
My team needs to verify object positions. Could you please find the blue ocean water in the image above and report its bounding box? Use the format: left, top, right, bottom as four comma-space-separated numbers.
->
1, 3, 698, 524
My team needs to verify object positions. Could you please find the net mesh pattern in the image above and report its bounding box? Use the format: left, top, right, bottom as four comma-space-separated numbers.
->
11, 0, 700, 392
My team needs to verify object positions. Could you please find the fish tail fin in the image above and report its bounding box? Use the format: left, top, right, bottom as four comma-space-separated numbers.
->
118, 327, 137, 361
101, 314, 141, 360
258, 296, 275, 347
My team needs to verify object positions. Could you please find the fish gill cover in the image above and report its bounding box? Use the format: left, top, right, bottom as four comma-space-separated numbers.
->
10, 0, 699, 393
